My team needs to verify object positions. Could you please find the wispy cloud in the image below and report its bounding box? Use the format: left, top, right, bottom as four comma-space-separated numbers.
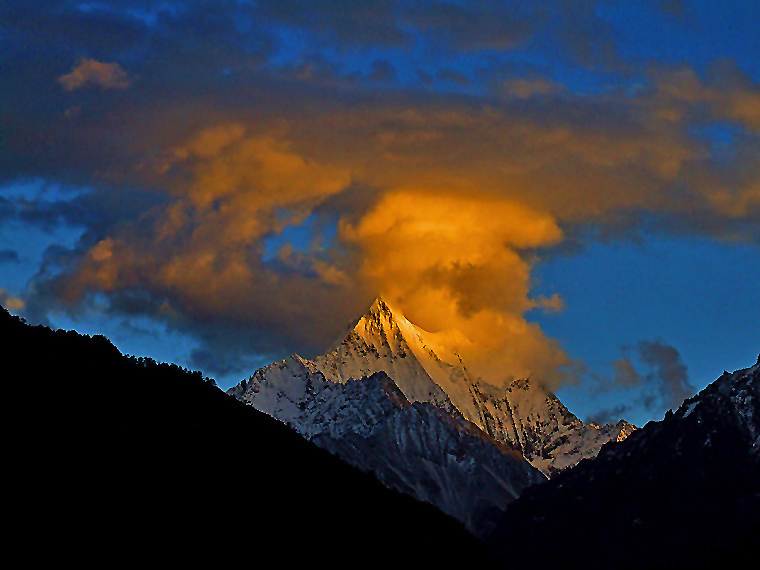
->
58, 58, 132, 91
0, 249, 20, 264
588, 340, 696, 423
0, 288, 25, 311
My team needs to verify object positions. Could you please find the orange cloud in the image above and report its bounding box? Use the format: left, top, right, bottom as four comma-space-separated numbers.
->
0, 289, 25, 311
499, 77, 565, 99
38, 63, 760, 380
342, 189, 572, 388
55, 125, 359, 353
58, 58, 132, 91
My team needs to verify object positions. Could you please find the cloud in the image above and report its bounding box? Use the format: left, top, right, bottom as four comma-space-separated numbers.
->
499, 77, 565, 100
0, 249, 20, 264
58, 58, 132, 91
14, 72, 760, 381
341, 189, 573, 389
613, 355, 640, 386
30, 125, 360, 362
437, 70, 470, 86
589, 341, 696, 423
2, 0, 759, 384
258, 0, 408, 47
656, 0, 687, 20
0, 289, 25, 311
636, 340, 695, 410
404, 1, 540, 52
586, 403, 632, 426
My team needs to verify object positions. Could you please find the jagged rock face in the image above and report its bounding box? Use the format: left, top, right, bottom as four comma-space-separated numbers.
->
464, 374, 635, 476
230, 365, 542, 536
270, 298, 635, 476
311, 377, 544, 537
228, 298, 640, 531
485, 355, 760, 570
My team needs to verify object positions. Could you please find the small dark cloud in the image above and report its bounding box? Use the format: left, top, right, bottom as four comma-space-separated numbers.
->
637, 340, 695, 410
1, 184, 168, 237
406, 1, 539, 52
589, 340, 696, 423
657, 0, 686, 20
555, 2, 621, 69
188, 345, 270, 381
369, 60, 397, 83
0, 1, 151, 55
258, 0, 408, 47
0, 196, 18, 221
437, 70, 470, 86
189, 348, 239, 377
613, 355, 640, 386
586, 403, 632, 426
0, 249, 20, 263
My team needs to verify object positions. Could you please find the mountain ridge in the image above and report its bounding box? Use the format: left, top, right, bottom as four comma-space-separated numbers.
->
232, 298, 635, 476
229, 358, 543, 536
0, 304, 502, 566
228, 298, 640, 533
486, 353, 760, 569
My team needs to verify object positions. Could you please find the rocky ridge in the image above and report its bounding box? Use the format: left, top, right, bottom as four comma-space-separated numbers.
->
485, 354, 760, 569
231, 298, 634, 476
228, 299, 637, 532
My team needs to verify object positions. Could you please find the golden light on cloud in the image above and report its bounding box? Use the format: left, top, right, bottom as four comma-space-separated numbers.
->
37, 67, 760, 382
343, 189, 572, 388
0, 289, 25, 312
58, 58, 132, 91
54, 125, 360, 351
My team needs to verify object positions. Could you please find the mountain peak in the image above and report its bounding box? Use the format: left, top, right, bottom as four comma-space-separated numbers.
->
350, 297, 406, 346
362, 297, 406, 328
369, 296, 391, 312
232, 298, 637, 476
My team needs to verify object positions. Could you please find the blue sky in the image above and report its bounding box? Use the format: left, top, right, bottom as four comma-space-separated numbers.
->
1, 1, 758, 425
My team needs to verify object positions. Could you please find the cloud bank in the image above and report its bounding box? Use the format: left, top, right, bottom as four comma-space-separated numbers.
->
1, 1, 758, 387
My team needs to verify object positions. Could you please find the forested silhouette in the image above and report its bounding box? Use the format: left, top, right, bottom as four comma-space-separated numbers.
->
2, 306, 499, 566
486, 356, 760, 570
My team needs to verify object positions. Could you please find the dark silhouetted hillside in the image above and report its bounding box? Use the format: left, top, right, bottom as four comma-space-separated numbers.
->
2, 306, 500, 566
486, 356, 760, 570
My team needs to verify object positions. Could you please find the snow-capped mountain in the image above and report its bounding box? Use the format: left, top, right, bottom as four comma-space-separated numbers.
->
231, 298, 633, 476
485, 354, 760, 569
228, 360, 542, 536
228, 298, 636, 532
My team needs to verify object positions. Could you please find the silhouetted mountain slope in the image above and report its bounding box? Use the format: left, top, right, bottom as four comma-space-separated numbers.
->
1, 306, 500, 566
486, 356, 760, 570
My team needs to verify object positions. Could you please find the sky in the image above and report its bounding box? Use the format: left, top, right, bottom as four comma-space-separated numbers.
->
1, 0, 758, 427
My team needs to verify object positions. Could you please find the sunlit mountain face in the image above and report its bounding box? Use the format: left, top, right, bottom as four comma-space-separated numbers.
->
227, 299, 636, 534
1, 1, 759, 428
231, 299, 636, 470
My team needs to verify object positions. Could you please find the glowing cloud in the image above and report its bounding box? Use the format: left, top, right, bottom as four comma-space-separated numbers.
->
46, 124, 357, 361
58, 58, 132, 91
343, 189, 573, 389
0, 289, 24, 311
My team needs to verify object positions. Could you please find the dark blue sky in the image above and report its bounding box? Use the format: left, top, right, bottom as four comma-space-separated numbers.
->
1, 1, 758, 425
